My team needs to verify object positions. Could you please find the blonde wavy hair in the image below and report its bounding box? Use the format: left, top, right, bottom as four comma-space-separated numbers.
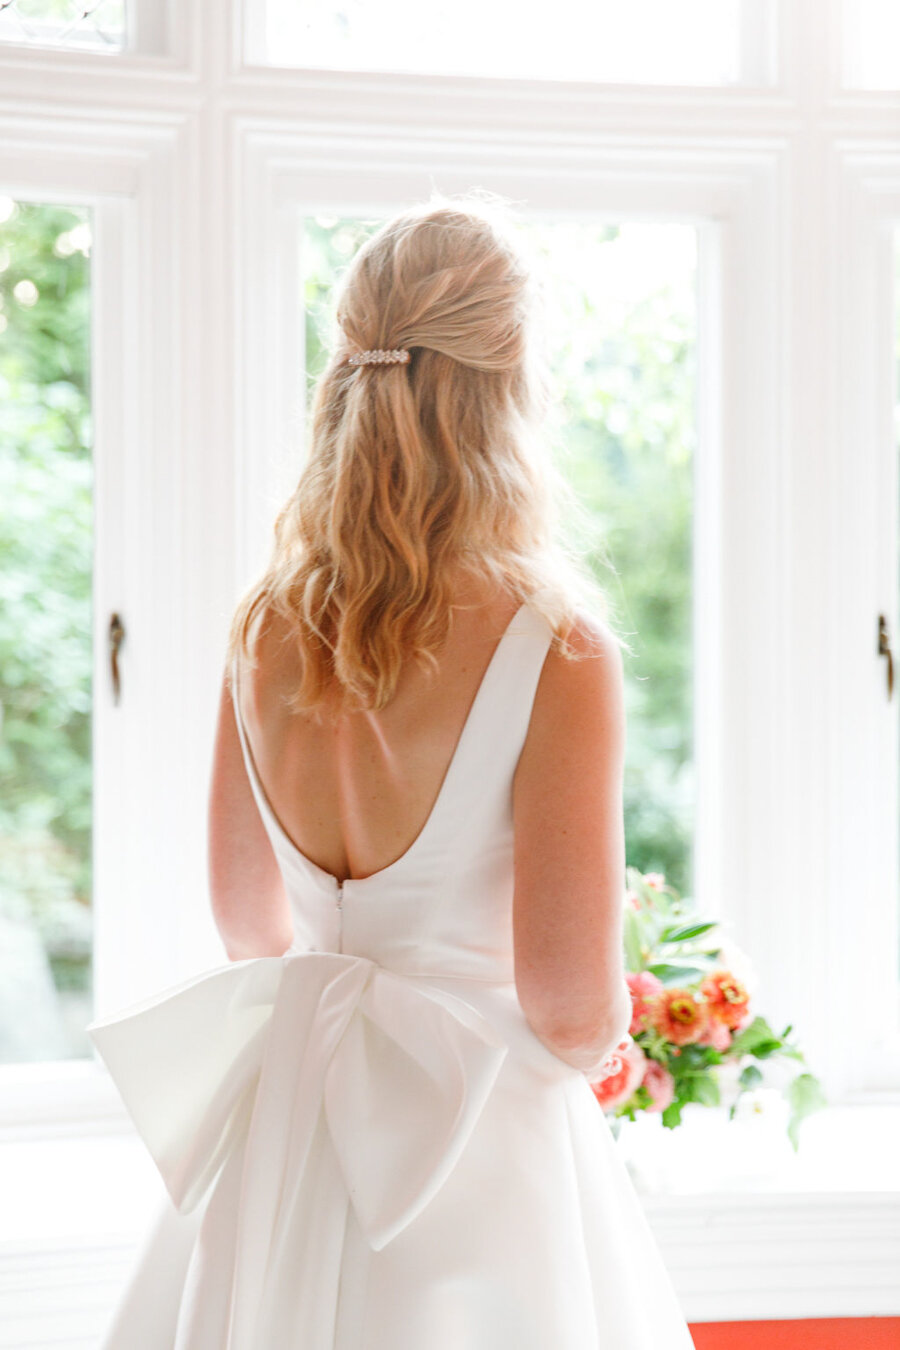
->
226, 189, 626, 723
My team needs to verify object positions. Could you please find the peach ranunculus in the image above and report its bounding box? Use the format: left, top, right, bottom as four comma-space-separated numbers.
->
643, 872, 666, 891
648, 987, 710, 1045
696, 1018, 732, 1052
626, 889, 642, 911
699, 970, 751, 1031
590, 1040, 647, 1110
626, 970, 664, 1036
641, 1059, 675, 1113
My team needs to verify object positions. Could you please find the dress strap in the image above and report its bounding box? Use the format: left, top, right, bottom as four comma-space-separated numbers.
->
230, 651, 286, 847
429, 601, 555, 849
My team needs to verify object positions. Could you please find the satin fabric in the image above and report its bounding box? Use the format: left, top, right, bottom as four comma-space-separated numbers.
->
87, 601, 696, 1348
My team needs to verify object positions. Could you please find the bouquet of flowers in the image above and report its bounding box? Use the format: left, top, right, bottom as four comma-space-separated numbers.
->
589, 868, 826, 1150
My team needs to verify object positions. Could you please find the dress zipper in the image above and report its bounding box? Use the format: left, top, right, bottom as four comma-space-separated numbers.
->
336, 879, 344, 952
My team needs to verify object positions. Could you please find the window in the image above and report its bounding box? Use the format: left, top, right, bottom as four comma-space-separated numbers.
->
2, 1, 899, 1335
0, 0, 895, 1123
0, 0, 125, 52
0, 199, 93, 1065
253, 0, 772, 85
841, 0, 900, 89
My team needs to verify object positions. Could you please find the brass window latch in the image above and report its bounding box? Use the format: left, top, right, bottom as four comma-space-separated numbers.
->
878, 613, 894, 701
108, 612, 126, 706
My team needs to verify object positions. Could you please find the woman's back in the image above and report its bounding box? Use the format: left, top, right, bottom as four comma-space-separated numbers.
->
222, 570, 632, 1074
232, 571, 524, 885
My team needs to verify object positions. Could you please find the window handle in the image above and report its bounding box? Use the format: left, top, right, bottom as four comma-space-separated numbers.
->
108, 612, 126, 706
878, 613, 894, 701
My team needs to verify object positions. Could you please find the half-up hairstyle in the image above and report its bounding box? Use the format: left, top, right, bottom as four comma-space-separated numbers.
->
226, 189, 625, 723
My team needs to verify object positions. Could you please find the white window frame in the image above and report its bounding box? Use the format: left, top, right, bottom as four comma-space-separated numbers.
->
0, 99, 227, 1131
825, 141, 900, 1097
1, 0, 899, 1330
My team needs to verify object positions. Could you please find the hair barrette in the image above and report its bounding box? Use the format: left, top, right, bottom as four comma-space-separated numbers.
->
346, 348, 411, 367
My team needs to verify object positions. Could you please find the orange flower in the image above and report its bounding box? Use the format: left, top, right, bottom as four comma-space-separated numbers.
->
699, 970, 751, 1030
648, 987, 710, 1045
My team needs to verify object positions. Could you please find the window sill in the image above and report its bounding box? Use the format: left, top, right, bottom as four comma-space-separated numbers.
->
0, 1096, 898, 1334
0, 1058, 126, 1140
611, 1097, 900, 1322
611, 1094, 900, 1196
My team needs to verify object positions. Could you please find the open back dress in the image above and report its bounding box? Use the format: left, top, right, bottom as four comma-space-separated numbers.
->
87, 599, 696, 1349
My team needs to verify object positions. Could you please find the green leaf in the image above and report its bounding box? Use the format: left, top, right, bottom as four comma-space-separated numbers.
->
691, 1075, 720, 1107
738, 1064, 763, 1089
785, 1073, 828, 1150
728, 1015, 780, 1056
661, 1101, 682, 1129
787, 1071, 828, 1115
645, 961, 708, 983
658, 921, 719, 943
623, 906, 643, 972
749, 1041, 782, 1060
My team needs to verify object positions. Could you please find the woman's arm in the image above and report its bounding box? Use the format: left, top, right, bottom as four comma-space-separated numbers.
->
512, 613, 633, 1075
207, 667, 294, 961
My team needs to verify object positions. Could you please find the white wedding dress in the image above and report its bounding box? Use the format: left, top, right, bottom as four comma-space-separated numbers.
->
87, 600, 696, 1348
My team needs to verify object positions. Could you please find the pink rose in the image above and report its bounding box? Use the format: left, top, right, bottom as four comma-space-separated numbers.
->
641, 1059, 675, 1112
626, 970, 664, 1037
590, 1040, 647, 1110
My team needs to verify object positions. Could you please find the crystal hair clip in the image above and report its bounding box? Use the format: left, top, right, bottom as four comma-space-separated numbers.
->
346, 348, 411, 367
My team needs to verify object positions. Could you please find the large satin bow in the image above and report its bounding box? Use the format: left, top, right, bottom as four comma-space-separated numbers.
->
87, 953, 508, 1280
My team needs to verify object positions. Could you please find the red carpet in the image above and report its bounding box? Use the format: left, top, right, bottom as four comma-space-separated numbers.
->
688, 1319, 900, 1349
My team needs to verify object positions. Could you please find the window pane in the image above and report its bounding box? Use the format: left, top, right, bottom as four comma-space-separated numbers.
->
302, 216, 697, 899
0, 199, 93, 1063
842, 0, 900, 88
261, 0, 753, 86
0, 0, 125, 53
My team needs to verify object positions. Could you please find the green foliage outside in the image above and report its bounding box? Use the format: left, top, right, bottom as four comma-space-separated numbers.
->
0, 201, 93, 1060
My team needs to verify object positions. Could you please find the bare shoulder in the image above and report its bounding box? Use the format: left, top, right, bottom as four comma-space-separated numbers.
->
513, 611, 623, 796
534, 608, 624, 721
556, 608, 623, 665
